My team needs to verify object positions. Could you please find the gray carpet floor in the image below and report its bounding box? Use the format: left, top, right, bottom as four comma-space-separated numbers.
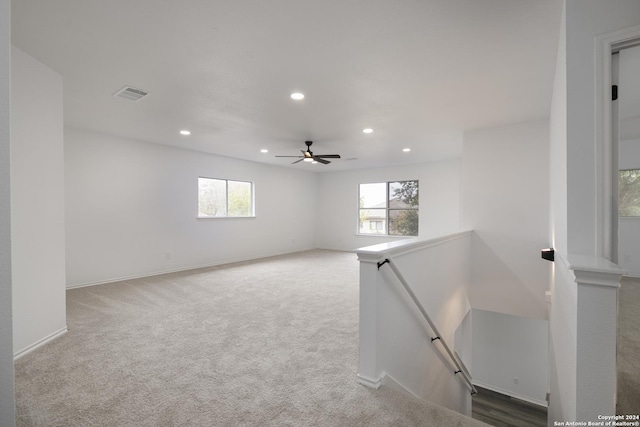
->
15, 250, 486, 426
617, 276, 640, 415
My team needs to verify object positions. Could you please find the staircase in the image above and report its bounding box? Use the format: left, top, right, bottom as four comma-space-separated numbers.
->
356, 231, 474, 415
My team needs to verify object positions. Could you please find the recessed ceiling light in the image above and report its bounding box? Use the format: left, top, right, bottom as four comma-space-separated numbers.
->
260, 149, 269, 153
403, 148, 411, 152
290, 92, 305, 100
362, 128, 374, 134
179, 130, 191, 136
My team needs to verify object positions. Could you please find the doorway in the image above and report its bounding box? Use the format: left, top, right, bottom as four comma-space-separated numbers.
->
614, 43, 640, 276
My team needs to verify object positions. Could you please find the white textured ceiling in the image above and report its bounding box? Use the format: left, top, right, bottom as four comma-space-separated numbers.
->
11, 0, 562, 171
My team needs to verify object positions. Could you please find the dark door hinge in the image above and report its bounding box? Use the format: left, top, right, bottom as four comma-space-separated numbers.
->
613, 85, 618, 101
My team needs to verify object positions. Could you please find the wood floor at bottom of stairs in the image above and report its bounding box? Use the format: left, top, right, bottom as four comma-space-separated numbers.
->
472, 386, 547, 427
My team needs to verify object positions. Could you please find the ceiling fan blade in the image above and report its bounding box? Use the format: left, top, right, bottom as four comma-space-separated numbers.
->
276, 142, 339, 165
314, 157, 330, 164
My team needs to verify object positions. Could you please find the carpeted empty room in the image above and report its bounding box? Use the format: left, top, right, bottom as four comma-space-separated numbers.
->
14, 250, 485, 426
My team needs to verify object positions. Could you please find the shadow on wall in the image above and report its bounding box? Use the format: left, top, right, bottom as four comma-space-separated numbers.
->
469, 232, 548, 320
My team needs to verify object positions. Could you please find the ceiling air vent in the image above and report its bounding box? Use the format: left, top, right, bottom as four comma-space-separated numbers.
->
113, 85, 149, 102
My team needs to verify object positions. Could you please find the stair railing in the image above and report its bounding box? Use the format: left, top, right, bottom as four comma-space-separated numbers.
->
377, 256, 477, 396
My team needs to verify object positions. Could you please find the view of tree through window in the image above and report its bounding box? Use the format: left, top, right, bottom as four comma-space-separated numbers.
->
227, 180, 252, 217
619, 169, 640, 217
198, 177, 253, 218
358, 180, 419, 236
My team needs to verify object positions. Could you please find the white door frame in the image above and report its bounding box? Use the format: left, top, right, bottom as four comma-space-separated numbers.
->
595, 24, 640, 262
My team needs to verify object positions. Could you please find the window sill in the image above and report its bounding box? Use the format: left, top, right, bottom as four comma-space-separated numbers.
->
356, 233, 416, 238
197, 216, 256, 220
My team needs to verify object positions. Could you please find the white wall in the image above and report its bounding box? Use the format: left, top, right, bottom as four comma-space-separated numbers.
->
317, 160, 461, 251
11, 47, 67, 357
548, 255, 577, 423
548, 5, 575, 423
549, 1, 568, 259
565, 0, 640, 256
65, 128, 319, 286
463, 119, 551, 320
0, 0, 15, 422
471, 309, 549, 407
461, 119, 551, 408
549, 1, 640, 423
619, 138, 640, 276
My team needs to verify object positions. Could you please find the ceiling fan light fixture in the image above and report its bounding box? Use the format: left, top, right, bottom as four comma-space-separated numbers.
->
303, 157, 314, 162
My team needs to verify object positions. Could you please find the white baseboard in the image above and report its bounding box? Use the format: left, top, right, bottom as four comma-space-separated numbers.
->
66, 247, 319, 289
380, 372, 423, 401
14, 326, 68, 360
357, 373, 382, 389
357, 372, 422, 402
472, 380, 548, 408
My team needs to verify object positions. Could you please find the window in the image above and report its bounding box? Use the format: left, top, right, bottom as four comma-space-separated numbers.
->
619, 169, 640, 217
198, 177, 254, 218
358, 180, 419, 236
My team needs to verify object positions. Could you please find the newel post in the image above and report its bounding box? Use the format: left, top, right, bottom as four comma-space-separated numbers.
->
569, 256, 625, 421
356, 251, 384, 388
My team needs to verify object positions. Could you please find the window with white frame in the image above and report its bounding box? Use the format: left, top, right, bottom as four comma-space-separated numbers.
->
358, 180, 419, 236
619, 169, 640, 217
198, 177, 254, 218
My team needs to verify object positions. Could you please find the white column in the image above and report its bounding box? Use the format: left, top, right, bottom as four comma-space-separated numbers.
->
568, 256, 624, 421
356, 252, 383, 388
